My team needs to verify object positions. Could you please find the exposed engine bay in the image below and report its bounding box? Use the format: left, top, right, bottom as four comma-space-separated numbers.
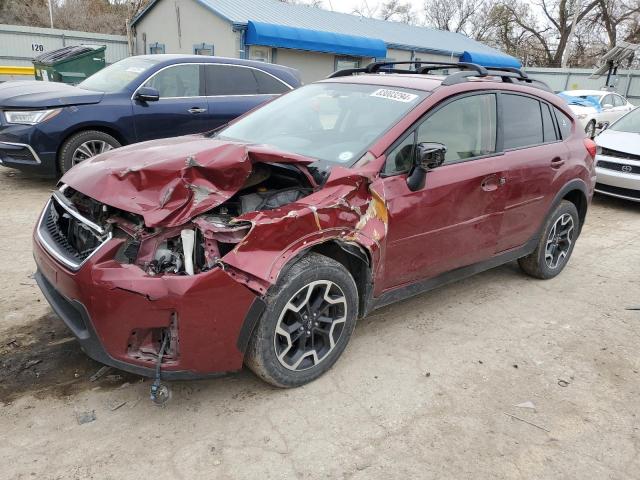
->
58, 162, 314, 277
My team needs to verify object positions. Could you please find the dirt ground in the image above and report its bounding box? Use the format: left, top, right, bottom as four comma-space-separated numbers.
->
0, 167, 638, 480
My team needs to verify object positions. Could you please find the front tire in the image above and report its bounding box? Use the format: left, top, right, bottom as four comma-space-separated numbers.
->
245, 253, 358, 388
518, 200, 580, 279
58, 130, 121, 174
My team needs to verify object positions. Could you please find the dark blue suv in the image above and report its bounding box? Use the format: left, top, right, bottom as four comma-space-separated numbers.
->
0, 55, 301, 176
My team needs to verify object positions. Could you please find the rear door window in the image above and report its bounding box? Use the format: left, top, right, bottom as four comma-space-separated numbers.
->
205, 64, 259, 95
253, 69, 290, 94
502, 94, 543, 149
613, 95, 625, 107
541, 102, 558, 142
601, 94, 614, 107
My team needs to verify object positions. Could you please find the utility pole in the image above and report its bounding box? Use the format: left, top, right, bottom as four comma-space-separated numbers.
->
47, 0, 54, 29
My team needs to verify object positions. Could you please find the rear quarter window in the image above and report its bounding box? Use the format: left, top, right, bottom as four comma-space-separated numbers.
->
554, 107, 573, 139
541, 103, 558, 142
253, 69, 290, 94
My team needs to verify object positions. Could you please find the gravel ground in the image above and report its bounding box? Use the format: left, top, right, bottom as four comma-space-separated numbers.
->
0, 167, 638, 480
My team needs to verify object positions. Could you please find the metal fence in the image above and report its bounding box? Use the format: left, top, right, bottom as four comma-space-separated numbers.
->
524, 67, 640, 102
0, 23, 129, 68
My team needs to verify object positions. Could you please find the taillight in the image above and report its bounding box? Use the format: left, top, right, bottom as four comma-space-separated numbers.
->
584, 138, 597, 159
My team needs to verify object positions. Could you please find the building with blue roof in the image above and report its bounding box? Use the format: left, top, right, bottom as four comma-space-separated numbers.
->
131, 0, 520, 82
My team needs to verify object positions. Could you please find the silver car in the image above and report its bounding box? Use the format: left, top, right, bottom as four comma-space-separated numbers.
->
595, 107, 640, 202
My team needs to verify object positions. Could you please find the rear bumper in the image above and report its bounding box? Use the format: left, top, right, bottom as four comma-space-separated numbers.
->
33, 228, 261, 378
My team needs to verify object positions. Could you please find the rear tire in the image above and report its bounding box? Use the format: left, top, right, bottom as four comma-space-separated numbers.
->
518, 200, 580, 279
58, 130, 121, 174
245, 253, 358, 388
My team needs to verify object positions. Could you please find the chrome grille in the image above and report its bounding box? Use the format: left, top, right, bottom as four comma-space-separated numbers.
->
37, 192, 112, 270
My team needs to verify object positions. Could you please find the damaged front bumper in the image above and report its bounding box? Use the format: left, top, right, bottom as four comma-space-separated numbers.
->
33, 231, 264, 379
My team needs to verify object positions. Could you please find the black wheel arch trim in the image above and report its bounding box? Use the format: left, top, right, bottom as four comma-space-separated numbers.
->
236, 297, 267, 354
545, 178, 589, 234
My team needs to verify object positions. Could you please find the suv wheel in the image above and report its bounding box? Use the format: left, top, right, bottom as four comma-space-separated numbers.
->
518, 200, 579, 279
245, 253, 358, 388
59, 130, 121, 174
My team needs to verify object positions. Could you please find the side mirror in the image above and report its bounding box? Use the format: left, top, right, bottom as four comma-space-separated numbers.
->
602, 103, 613, 110
406, 142, 447, 191
135, 86, 160, 102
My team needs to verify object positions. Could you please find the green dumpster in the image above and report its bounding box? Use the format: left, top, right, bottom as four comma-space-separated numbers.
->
33, 45, 107, 85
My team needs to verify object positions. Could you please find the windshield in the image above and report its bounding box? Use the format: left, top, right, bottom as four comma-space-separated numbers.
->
217, 83, 428, 165
559, 92, 601, 109
79, 57, 161, 93
610, 107, 640, 133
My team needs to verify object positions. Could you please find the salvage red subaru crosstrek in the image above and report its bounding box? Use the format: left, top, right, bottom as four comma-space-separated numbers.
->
33, 62, 597, 397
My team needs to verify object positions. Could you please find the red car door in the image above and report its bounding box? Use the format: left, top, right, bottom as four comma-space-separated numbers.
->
374, 93, 507, 293
494, 94, 561, 253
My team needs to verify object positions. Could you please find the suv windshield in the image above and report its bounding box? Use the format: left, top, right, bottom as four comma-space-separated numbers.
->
218, 83, 428, 164
79, 57, 161, 93
610, 107, 640, 133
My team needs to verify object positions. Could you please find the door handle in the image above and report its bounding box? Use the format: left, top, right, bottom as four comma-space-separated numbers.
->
481, 175, 506, 192
188, 107, 207, 114
550, 157, 565, 169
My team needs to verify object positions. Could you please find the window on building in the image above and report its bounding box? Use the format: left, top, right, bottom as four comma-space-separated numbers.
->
249, 46, 271, 63
143, 64, 201, 98
502, 94, 544, 149
193, 43, 214, 56
149, 42, 165, 54
335, 56, 360, 71
416, 93, 497, 164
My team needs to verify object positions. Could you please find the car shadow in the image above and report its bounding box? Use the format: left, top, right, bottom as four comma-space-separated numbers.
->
2, 167, 57, 189
591, 192, 640, 213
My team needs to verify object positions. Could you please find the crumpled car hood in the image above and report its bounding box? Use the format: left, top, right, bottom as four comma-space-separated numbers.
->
61, 135, 314, 228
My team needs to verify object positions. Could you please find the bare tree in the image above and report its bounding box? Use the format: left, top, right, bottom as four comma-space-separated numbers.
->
352, 0, 415, 23
0, 0, 51, 28
499, 0, 601, 66
593, 0, 640, 46
278, 0, 324, 7
379, 0, 414, 22
423, 0, 477, 33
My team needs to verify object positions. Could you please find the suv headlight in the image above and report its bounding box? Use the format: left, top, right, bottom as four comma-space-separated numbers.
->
4, 108, 61, 125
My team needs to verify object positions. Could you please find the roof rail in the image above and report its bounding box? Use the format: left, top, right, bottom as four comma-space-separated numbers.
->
327, 60, 553, 92
327, 60, 488, 78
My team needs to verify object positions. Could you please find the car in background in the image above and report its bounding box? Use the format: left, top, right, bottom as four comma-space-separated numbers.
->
559, 89, 635, 137
0, 55, 301, 176
594, 106, 640, 202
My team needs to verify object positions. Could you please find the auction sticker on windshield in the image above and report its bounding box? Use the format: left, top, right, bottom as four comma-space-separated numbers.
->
370, 89, 418, 103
